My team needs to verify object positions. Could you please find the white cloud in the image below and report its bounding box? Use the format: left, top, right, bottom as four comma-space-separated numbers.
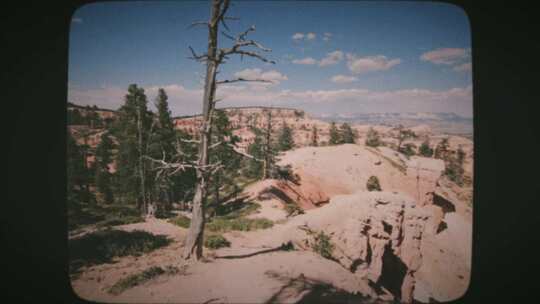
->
346, 54, 401, 74
319, 50, 344, 67
323, 32, 332, 42
292, 57, 317, 65
420, 48, 470, 65
292, 32, 316, 41
233, 68, 288, 85
72, 17, 83, 24
331, 75, 358, 83
453, 62, 472, 72
292, 33, 305, 40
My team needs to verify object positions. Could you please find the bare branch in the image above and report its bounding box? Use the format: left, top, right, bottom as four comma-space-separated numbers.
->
216, 0, 231, 25
233, 39, 272, 52
210, 164, 224, 175
228, 50, 276, 64
188, 46, 209, 62
238, 25, 256, 41
209, 141, 223, 149
180, 138, 201, 144
221, 31, 235, 40
216, 24, 275, 64
216, 77, 274, 85
221, 19, 230, 32
188, 21, 209, 29
226, 143, 264, 162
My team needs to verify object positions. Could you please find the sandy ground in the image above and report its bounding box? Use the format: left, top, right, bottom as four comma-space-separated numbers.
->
71, 216, 377, 304
242, 180, 289, 222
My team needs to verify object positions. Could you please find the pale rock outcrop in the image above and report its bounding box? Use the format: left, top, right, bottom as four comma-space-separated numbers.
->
231, 191, 435, 302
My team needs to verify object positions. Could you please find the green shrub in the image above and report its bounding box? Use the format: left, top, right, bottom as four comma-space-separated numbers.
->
169, 215, 191, 228
206, 217, 273, 233
399, 143, 417, 158
204, 234, 231, 249
107, 265, 179, 295
284, 203, 304, 217
366, 176, 382, 192
312, 231, 334, 260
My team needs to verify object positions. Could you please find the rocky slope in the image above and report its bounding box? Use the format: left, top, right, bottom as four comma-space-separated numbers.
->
235, 144, 473, 302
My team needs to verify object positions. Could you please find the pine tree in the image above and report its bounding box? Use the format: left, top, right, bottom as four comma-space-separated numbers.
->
310, 125, 318, 147
246, 127, 265, 178
277, 121, 294, 151
329, 122, 340, 145
246, 110, 277, 179
339, 123, 356, 144
434, 137, 450, 160
207, 109, 242, 216
95, 131, 115, 204
147, 88, 178, 210
67, 130, 94, 207
68, 108, 84, 125
418, 139, 433, 157
457, 145, 466, 165
365, 127, 381, 147
395, 125, 416, 153
113, 84, 153, 212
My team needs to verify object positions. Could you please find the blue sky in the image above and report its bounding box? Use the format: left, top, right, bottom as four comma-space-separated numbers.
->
68, 1, 473, 117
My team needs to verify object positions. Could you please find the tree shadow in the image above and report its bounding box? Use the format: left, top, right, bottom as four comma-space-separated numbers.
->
69, 229, 171, 276
215, 241, 294, 259
264, 271, 389, 304
213, 195, 259, 218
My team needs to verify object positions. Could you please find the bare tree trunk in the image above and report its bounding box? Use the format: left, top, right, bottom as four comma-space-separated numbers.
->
182, 0, 221, 261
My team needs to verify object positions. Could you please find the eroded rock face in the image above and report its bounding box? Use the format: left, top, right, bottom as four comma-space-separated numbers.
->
252, 189, 470, 303
276, 192, 433, 303
257, 178, 334, 211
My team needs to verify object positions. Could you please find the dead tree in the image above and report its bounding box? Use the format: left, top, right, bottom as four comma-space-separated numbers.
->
146, 0, 274, 261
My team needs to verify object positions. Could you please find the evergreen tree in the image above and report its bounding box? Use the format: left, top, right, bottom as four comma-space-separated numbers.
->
418, 139, 434, 157
310, 125, 318, 147
339, 123, 356, 144
67, 108, 84, 125
246, 127, 265, 178
395, 125, 416, 152
94, 131, 115, 203
329, 122, 340, 145
147, 88, 178, 210
67, 130, 94, 207
457, 145, 466, 164
434, 137, 450, 160
246, 110, 277, 179
365, 127, 381, 147
113, 84, 153, 211
444, 153, 465, 186
277, 121, 294, 151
